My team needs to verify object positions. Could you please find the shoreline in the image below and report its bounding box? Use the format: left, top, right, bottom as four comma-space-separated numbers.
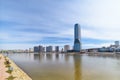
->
0, 53, 32, 80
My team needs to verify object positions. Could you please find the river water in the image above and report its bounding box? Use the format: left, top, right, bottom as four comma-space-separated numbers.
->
5, 53, 120, 80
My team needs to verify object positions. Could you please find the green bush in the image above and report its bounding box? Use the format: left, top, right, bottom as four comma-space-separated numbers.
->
4, 60, 10, 65
6, 75, 16, 80
6, 69, 13, 74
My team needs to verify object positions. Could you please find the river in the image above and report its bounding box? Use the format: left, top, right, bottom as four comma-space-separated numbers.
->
4, 53, 120, 80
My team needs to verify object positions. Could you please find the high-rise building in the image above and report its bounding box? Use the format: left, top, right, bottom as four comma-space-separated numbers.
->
42, 47, 45, 52
115, 41, 119, 47
34, 45, 44, 53
46, 46, 53, 52
39, 45, 45, 53
55, 46, 59, 52
74, 23, 81, 52
64, 45, 70, 52
34, 46, 39, 52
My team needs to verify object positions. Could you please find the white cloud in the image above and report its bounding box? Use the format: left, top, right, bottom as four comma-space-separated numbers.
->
83, 42, 114, 49
1, 0, 120, 49
65, 0, 120, 41
0, 43, 35, 50
82, 28, 120, 40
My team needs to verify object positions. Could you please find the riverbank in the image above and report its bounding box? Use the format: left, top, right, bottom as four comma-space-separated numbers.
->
0, 54, 32, 80
0, 54, 9, 80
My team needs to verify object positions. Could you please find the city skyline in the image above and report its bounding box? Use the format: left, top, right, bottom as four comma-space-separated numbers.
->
1, 0, 120, 49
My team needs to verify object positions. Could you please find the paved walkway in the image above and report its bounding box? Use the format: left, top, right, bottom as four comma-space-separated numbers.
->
0, 54, 9, 80
0, 54, 32, 80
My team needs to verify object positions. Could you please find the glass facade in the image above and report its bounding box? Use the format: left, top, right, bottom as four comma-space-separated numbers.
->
74, 23, 81, 52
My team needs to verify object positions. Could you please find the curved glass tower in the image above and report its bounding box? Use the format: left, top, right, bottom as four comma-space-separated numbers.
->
74, 23, 81, 52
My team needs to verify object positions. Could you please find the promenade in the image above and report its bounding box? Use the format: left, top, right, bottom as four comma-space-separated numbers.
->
0, 54, 32, 80
0, 54, 9, 80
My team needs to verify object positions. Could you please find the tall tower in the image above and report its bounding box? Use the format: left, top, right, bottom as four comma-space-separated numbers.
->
74, 23, 81, 52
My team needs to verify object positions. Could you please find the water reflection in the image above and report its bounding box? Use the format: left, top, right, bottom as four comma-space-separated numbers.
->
88, 53, 120, 59
65, 54, 70, 62
34, 53, 46, 62
34, 54, 40, 61
73, 55, 82, 80
55, 53, 59, 60
46, 53, 53, 61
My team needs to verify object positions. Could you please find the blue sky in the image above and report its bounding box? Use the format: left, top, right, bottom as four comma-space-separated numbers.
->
0, 0, 120, 49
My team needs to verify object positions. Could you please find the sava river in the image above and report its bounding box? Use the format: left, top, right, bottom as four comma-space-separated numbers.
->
4, 53, 120, 80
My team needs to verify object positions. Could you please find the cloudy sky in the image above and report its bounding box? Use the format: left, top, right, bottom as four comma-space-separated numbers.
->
0, 0, 120, 49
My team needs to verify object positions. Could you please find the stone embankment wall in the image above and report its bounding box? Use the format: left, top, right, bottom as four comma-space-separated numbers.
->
0, 54, 32, 80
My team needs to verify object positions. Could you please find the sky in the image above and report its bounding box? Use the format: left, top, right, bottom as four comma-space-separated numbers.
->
0, 0, 120, 50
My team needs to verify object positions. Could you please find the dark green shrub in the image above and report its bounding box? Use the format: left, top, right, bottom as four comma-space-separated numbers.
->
6, 75, 16, 80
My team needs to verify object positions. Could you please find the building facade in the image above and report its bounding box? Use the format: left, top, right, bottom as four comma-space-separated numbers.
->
64, 45, 70, 52
39, 45, 45, 53
115, 41, 119, 47
55, 46, 59, 52
34, 45, 44, 53
74, 23, 81, 52
46, 46, 53, 52
34, 46, 39, 52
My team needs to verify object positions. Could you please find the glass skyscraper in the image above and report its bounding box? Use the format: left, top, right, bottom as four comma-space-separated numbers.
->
74, 23, 81, 52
